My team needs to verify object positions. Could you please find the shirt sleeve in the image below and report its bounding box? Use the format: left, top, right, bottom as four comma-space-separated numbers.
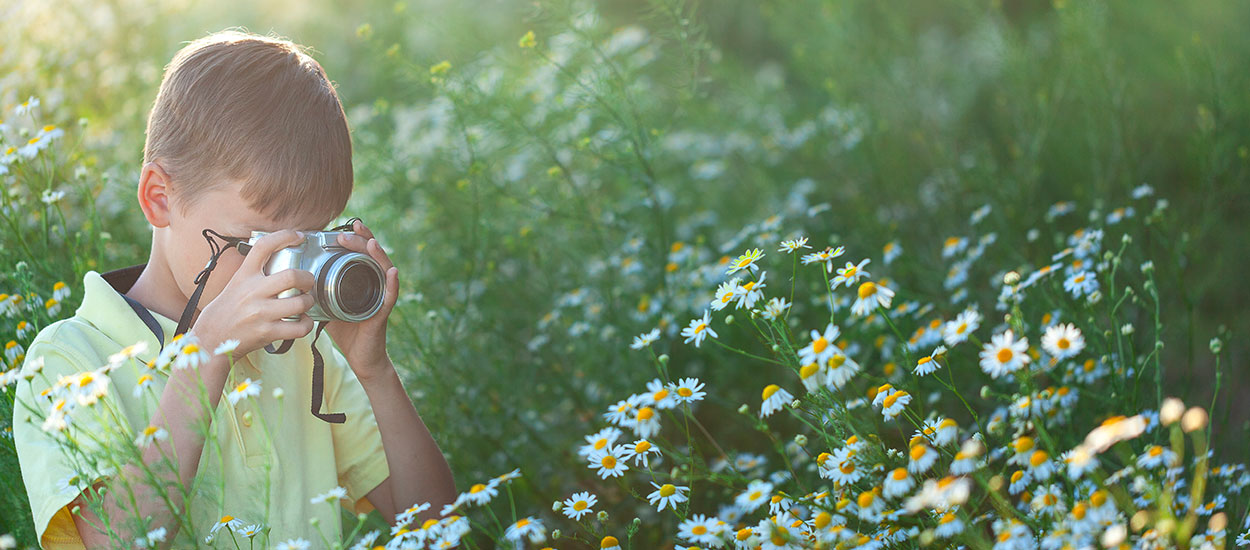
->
12, 339, 117, 549
315, 335, 391, 518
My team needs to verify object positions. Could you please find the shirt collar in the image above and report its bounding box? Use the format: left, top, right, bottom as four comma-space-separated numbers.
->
77, 264, 180, 356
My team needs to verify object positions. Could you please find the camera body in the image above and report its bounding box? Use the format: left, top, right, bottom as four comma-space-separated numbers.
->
243, 230, 387, 322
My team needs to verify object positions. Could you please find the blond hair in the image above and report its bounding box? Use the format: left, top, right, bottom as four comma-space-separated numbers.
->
143, 28, 353, 225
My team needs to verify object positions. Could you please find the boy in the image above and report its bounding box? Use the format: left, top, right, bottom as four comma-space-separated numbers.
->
12, 29, 456, 548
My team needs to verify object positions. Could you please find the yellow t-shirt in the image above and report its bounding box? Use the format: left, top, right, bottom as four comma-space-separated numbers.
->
12, 265, 391, 549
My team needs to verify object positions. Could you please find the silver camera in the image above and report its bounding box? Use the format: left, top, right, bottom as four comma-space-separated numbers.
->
242, 230, 387, 322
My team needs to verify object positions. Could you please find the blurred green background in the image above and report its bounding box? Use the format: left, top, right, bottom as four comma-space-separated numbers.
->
1, 0, 1247, 545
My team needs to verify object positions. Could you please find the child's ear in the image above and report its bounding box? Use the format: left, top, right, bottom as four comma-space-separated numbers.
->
138, 161, 174, 228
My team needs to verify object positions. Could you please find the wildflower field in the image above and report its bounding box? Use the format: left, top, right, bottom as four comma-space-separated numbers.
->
2, 0, 1249, 548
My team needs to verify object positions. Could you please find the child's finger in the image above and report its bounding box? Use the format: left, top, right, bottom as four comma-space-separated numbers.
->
367, 238, 395, 271
353, 220, 376, 240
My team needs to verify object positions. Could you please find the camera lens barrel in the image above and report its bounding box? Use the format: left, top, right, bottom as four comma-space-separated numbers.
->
316, 252, 386, 322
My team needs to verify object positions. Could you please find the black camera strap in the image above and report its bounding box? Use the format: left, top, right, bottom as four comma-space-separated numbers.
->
115, 217, 363, 425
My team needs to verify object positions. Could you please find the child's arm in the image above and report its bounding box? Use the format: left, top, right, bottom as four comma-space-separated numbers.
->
70, 351, 232, 548
358, 359, 456, 526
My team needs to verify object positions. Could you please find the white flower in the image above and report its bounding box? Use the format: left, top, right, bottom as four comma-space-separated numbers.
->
205, 515, 244, 543
779, 237, 810, 253
504, 517, 545, 544
883, 467, 915, 498
562, 491, 598, 519
622, 439, 662, 467
879, 389, 911, 420
831, 258, 871, 289
14, 95, 40, 116
798, 323, 839, 367
275, 539, 311, 550
41, 188, 66, 205
710, 278, 741, 311
171, 339, 210, 370
979, 330, 1030, 379
760, 384, 793, 418
310, 486, 348, 505
235, 523, 264, 538
587, 445, 630, 479
213, 339, 241, 356
134, 526, 167, 548
579, 426, 624, 459
677, 514, 727, 546
800, 245, 845, 272
914, 346, 946, 376
1063, 270, 1099, 298
647, 481, 689, 512
727, 248, 764, 275
134, 425, 168, 447
883, 241, 902, 264
1041, 323, 1085, 360
735, 480, 774, 512
681, 309, 718, 347
672, 377, 706, 404
942, 309, 981, 346
733, 271, 767, 309
760, 296, 791, 320
630, 328, 660, 350
226, 378, 261, 405
851, 281, 894, 316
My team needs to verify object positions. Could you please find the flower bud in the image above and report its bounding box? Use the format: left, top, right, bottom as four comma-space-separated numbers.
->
633, 518, 642, 528
1181, 407, 1208, 433
310, 517, 320, 527
790, 399, 801, 409
794, 434, 808, 446
1120, 324, 1134, 336
725, 314, 735, 325
1209, 337, 1223, 355
272, 388, 285, 400
1003, 271, 1020, 286
658, 354, 670, 365
1140, 261, 1154, 274
552, 500, 563, 512
1160, 398, 1184, 426
597, 510, 609, 522
552, 529, 561, 539
738, 404, 749, 414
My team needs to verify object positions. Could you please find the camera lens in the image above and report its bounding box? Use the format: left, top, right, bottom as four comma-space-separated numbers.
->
335, 260, 383, 316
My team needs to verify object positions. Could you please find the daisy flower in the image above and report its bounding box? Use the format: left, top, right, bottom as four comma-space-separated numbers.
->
172, 340, 210, 370
710, 278, 742, 311
951, 442, 982, 475
681, 310, 718, 347
935, 512, 965, 538
941, 237, 968, 259
831, 258, 871, 289
236, 524, 264, 538
760, 384, 794, 418
275, 539, 311, 550
647, 481, 690, 512
630, 328, 660, 350
227, 378, 262, 405
644, 378, 679, 410
504, 517, 545, 544
798, 323, 839, 367
883, 241, 902, 264
603, 397, 639, 426
677, 514, 725, 546
587, 445, 630, 479
205, 515, 244, 543
760, 296, 791, 320
14, 95, 39, 116
562, 492, 597, 520
134, 425, 168, 447
71, 369, 110, 408
779, 237, 810, 253
825, 353, 860, 389
622, 439, 662, 467
1042, 323, 1085, 360
4, 341, 23, 364
801, 245, 846, 273
913, 346, 946, 376
135, 526, 168, 548
735, 480, 774, 512
460, 481, 499, 506
978, 330, 1030, 379
310, 486, 348, 505
933, 418, 959, 446
851, 281, 894, 316
883, 468, 915, 498
579, 427, 623, 459
671, 377, 706, 404
213, 339, 240, 356
626, 406, 661, 438
856, 489, 885, 520
727, 248, 764, 275
107, 341, 148, 367
879, 390, 911, 421
942, 309, 980, 347
908, 444, 938, 474
734, 272, 767, 309
1063, 270, 1099, 298
600, 536, 622, 550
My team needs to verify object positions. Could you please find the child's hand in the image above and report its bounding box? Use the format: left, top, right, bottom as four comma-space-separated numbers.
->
325, 220, 400, 381
191, 229, 317, 360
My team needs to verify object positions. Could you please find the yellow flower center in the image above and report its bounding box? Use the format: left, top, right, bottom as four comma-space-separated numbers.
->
692, 525, 707, 535
470, 483, 486, 493
762, 384, 780, 400
601, 455, 616, 469
812, 337, 828, 354
637, 407, 654, 421
858, 282, 877, 299
800, 363, 820, 379
1030, 450, 1049, 467
1057, 338, 1070, 349
909, 445, 928, 461
574, 501, 588, 510
892, 468, 908, 481
635, 441, 651, 452
659, 484, 676, 497
997, 348, 1014, 363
